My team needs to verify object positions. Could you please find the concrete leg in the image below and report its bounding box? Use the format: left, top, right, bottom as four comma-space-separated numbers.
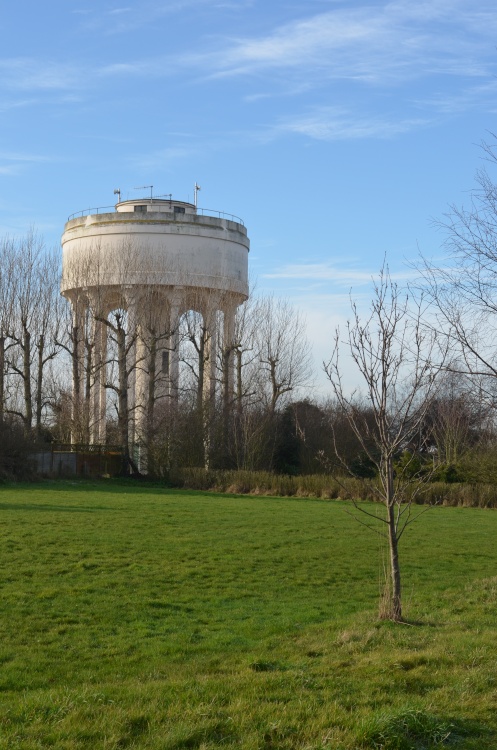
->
90, 317, 106, 444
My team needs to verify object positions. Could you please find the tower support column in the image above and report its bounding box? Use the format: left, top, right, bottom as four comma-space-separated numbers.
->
90, 315, 107, 444
71, 296, 87, 443
223, 302, 237, 406
168, 291, 182, 401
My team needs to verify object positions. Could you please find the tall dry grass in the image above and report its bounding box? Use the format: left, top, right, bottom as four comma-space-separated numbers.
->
168, 468, 497, 508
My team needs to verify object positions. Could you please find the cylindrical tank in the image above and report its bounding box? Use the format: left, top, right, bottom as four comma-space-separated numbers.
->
61, 199, 249, 300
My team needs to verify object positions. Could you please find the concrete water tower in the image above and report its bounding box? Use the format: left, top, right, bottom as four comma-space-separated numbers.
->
61, 190, 249, 446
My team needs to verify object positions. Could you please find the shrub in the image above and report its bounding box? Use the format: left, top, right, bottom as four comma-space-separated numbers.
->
0, 419, 35, 482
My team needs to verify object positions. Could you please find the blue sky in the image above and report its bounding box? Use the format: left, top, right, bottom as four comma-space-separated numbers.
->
1, 0, 497, 390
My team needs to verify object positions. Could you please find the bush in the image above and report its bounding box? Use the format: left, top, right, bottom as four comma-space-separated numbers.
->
0, 419, 35, 482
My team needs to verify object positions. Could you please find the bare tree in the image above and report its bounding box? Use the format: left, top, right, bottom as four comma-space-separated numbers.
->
53, 290, 88, 443
0, 232, 62, 435
5, 232, 44, 428
324, 265, 443, 622
133, 284, 182, 474
220, 293, 314, 470
181, 308, 209, 411
101, 308, 136, 462
254, 295, 313, 415
420, 148, 497, 414
33, 247, 64, 438
421, 371, 486, 467
0, 237, 17, 420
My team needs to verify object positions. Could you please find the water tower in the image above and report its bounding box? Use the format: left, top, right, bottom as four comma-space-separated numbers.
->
61, 190, 250, 446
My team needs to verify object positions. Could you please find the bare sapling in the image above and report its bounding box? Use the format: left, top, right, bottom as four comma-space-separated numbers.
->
324, 264, 444, 621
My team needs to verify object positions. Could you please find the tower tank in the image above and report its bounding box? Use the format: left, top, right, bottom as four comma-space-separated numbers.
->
61, 196, 250, 449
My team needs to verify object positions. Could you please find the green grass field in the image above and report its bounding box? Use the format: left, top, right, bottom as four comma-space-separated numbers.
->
0, 482, 496, 749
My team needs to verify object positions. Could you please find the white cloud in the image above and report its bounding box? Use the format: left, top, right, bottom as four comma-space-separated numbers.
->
5, 1, 496, 99
412, 80, 497, 116
0, 151, 50, 178
270, 107, 430, 141
78, 0, 497, 90
0, 58, 79, 91
127, 146, 197, 171
75, 0, 228, 35
0, 98, 39, 113
264, 262, 417, 287
198, 1, 497, 84
0, 151, 49, 163
0, 165, 21, 176
2, 0, 496, 149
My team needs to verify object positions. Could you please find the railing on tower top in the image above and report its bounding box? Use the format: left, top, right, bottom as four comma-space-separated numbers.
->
196, 207, 244, 225
67, 205, 244, 225
68, 205, 115, 220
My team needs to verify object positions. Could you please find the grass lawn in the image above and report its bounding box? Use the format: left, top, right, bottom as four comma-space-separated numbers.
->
0, 481, 496, 748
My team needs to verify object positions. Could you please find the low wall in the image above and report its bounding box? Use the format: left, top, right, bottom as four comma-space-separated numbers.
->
32, 445, 123, 478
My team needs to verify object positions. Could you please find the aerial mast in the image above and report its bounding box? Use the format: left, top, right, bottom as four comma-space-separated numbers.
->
194, 182, 201, 209
134, 185, 154, 204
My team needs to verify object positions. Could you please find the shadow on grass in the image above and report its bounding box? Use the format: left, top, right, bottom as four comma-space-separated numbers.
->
165, 720, 239, 749
375, 617, 440, 629
0, 502, 110, 512
1, 479, 170, 496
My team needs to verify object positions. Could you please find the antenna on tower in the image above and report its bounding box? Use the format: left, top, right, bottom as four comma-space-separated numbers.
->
194, 182, 201, 209
134, 185, 154, 203
113, 188, 121, 204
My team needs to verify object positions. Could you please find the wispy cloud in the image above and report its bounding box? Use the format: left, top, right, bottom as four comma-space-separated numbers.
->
0, 98, 40, 113
108, 7, 132, 15
0, 151, 50, 177
269, 107, 430, 141
0, 166, 21, 176
413, 80, 497, 116
0, 152, 49, 163
74, 0, 229, 35
264, 262, 417, 287
0, 58, 79, 91
2, 0, 496, 147
72, 0, 497, 88
127, 146, 197, 171
197, 0, 497, 84
5, 1, 497, 96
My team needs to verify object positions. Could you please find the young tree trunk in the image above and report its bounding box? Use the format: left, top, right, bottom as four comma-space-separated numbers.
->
236, 347, 243, 417
35, 333, 44, 437
146, 336, 157, 447
222, 345, 232, 467
269, 358, 278, 416
116, 326, 129, 468
196, 328, 206, 411
386, 457, 401, 622
71, 323, 82, 442
84, 338, 93, 444
387, 512, 402, 622
22, 322, 32, 430
0, 335, 4, 421
140, 336, 158, 475
383, 455, 402, 620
